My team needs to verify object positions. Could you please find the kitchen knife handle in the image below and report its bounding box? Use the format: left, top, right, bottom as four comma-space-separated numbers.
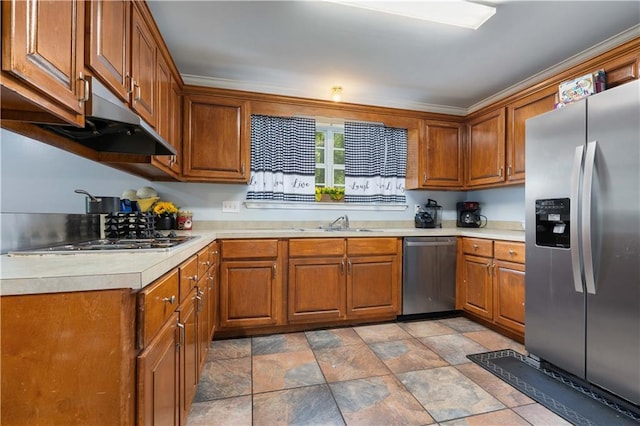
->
582, 141, 597, 294
571, 145, 584, 293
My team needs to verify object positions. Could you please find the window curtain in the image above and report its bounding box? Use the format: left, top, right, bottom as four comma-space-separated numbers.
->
247, 115, 316, 201
344, 122, 407, 203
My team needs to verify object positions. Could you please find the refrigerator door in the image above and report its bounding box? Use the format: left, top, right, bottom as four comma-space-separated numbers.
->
525, 101, 587, 379
585, 80, 640, 405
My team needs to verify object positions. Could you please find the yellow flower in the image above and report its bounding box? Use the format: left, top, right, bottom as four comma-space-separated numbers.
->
153, 201, 178, 215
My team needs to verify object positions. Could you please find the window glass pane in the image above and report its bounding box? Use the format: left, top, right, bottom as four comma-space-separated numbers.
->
334, 133, 344, 149
334, 170, 345, 185
333, 150, 344, 164
315, 168, 325, 185
316, 148, 325, 163
315, 132, 325, 147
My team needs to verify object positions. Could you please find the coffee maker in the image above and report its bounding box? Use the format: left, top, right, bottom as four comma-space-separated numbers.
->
457, 201, 483, 228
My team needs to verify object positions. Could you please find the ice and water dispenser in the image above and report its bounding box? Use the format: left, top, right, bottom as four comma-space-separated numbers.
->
535, 198, 570, 248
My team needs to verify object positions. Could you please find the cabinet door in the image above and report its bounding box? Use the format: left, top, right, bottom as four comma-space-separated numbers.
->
466, 108, 506, 187
196, 282, 209, 372
86, 0, 130, 102
288, 257, 346, 323
420, 121, 464, 188
461, 254, 493, 320
219, 260, 280, 328
137, 312, 179, 426
347, 255, 400, 318
208, 242, 219, 340
507, 89, 555, 183
178, 289, 198, 426
2, 0, 86, 118
493, 260, 526, 334
130, 3, 156, 127
182, 94, 250, 182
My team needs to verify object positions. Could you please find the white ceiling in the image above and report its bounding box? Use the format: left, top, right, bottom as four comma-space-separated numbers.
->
147, 1, 640, 115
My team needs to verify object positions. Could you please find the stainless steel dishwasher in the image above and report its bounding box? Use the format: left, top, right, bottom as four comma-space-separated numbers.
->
402, 237, 457, 315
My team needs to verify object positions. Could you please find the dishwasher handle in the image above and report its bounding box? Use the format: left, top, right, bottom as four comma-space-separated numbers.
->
404, 240, 456, 248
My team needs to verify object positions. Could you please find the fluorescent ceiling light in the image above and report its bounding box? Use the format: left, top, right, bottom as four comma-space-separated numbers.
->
324, 1, 496, 30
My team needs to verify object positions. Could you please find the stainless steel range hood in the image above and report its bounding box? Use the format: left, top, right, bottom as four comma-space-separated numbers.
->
39, 79, 176, 156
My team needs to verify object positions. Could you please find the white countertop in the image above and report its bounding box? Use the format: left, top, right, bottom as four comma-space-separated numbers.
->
1, 226, 524, 296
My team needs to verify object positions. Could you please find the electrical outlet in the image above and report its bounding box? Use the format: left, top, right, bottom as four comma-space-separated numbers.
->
414, 204, 421, 214
222, 201, 240, 213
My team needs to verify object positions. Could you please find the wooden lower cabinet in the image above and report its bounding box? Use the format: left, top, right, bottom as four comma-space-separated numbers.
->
457, 237, 526, 338
0, 289, 137, 425
137, 313, 180, 426
178, 287, 198, 425
460, 254, 494, 320
493, 260, 526, 335
288, 238, 401, 324
288, 256, 346, 323
347, 255, 400, 318
219, 239, 284, 329
136, 241, 218, 426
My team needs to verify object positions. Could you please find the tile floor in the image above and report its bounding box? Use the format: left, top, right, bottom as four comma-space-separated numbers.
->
187, 317, 571, 425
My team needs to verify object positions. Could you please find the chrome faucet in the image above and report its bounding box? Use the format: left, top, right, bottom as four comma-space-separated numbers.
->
329, 215, 350, 229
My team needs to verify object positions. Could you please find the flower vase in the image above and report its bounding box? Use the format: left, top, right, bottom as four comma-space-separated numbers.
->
156, 214, 174, 230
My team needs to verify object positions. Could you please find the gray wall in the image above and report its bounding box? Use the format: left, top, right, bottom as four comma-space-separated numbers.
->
1, 129, 525, 224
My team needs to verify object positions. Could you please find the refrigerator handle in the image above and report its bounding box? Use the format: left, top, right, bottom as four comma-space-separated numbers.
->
582, 140, 598, 294
570, 145, 584, 293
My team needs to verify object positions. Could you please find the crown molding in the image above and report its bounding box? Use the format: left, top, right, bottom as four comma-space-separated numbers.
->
181, 74, 468, 116
467, 24, 640, 114
182, 24, 639, 117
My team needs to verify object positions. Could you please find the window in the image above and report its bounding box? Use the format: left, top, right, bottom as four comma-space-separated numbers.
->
315, 123, 345, 189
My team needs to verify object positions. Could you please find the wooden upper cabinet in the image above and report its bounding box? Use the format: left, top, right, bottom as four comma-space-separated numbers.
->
466, 107, 506, 187
1, 0, 86, 124
506, 88, 556, 183
86, 0, 131, 102
420, 120, 464, 188
182, 93, 250, 182
130, 3, 156, 127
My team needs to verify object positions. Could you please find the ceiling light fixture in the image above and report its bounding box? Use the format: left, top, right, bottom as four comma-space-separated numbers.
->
323, 1, 496, 30
331, 86, 343, 102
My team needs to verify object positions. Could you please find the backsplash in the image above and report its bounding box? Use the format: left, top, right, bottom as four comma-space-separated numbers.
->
0, 213, 101, 254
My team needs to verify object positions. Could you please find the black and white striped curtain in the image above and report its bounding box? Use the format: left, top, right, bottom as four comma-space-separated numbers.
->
247, 115, 316, 201
344, 122, 407, 203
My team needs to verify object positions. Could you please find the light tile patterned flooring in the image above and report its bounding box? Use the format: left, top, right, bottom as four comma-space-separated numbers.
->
187, 317, 571, 425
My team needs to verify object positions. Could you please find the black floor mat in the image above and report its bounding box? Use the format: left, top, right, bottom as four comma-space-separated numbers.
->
467, 349, 640, 426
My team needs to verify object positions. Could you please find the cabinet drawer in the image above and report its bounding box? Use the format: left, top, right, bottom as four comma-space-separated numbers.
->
347, 238, 398, 256
494, 241, 525, 263
197, 246, 212, 279
462, 238, 493, 257
289, 238, 345, 257
138, 269, 179, 348
179, 255, 199, 302
221, 239, 278, 259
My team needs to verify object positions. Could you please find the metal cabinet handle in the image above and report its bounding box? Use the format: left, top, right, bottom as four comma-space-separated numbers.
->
507, 165, 512, 176
508, 249, 515, 256
177, 322, 185, 348
188, 275, 198, 282
127, 73, 133, 95
340, 260, 345, 275
78, 72, 89, 106
472, 244, 479, 250
498, 166, 504, 177
347, 260, 352, 274
133, 81, 141, 101
423, 172, 427, 183
162, 295, 176, 305
272, 263, 277, 279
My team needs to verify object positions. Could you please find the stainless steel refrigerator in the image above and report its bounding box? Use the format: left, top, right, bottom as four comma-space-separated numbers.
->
525, 79, 639, 406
